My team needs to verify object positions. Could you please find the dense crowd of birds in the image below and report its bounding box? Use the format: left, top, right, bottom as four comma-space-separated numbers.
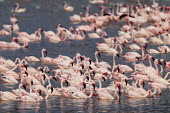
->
0, 0, 170, 102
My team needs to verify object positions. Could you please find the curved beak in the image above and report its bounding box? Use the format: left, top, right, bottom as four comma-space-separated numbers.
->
92, 83, 95, 90
65, 80, 69, 86
82, 82, 86, 89
52, 76, 58, 81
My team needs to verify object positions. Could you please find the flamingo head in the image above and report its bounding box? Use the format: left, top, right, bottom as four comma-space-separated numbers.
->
37, 89, 42, 96
79, 56, 83, 62
79, 70, 83, 75
65, 80, 69, 86
102, 76, 106, 81
115, 53, 120, 58
136, 57, 140, 61
48, 85, 54, 93
58, 24, 62, 28
89, 66, 93, 70
88, 58, 92, 64
82, 82, 86, 89
160, 59, 166, 66
24, 43, 29, 48
142, 43, 147, 50
42, 49, 47, 55
100, 5, 105, 10
15, 3, 19, 7
95, 51, 100, 57
121, 43, 126, 47
92, 82, 96, 90
149, 56, 155, 62
12, 37, 18, 43
37, 67, 43, 72
139, 79, 145, 88
52, 76, 58, 81
63, 1, 67, 5
22, 84, 27, 90
41, 73, 46, 80
86, 75, 89, 80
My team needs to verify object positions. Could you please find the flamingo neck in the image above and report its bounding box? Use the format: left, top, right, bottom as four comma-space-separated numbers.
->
143, 90, 150, 97
138, 80, 143, 89
164, 72, 170, 79
81, 31, 85, 39
64, 2, 67, 9
41, 50, 44, 60
29, 80, 33, 93
116, 4, 119, 16
118, 44, 123, 53
14, 58, 21, 64
85, 8, 89, 18
15, 4, 19, 11
11, 64, 18, 71
133, 60, 136, 71
98, 78, 102, 89
45, 86, 50, 99
95, 53, 99, 63
112, 55, 115, 73
159, 64, 163, 74
141, 48, 146, 60
35, 90, 40, 101
18, 84, 22, 96
148, 56, 153, 67
154, 61, 159, 72
61, 80, 64, 89
45, 76, 50, 86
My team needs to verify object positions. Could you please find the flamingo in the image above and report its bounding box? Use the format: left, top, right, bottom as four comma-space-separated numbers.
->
7, 41, 28, 49
10, 13, 18, 23
93, 51, 111, 69
19, 94, 38, 102
115, 64, 133, 74
148, 82, 168, 89
40, 49, 53, 64
89, 0, 108, 4
94, 77, 116, 100
1, 76, 18, 84
70, 12, 84, 22
12, 21, 19, 34
70, 84, 94, 99
128, 44, 141, 50
14, 3, 26, 13
27, 88, 43, 101
27, 29, 42, 42
126, 88, 158, 98
12, 83, 28, 96
3, 25, 13, 35
1, 57, 20, 67
25, 56, 40, 62
0, 91, 17, 101
0, 29, 11, 36
63, 1, 74, 12
160, 59, 170, 68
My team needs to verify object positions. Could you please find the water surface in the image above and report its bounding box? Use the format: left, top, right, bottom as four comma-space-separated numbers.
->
0, 0, 170, 113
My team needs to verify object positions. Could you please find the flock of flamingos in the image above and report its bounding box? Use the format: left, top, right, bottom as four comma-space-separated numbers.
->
0, 0, 170, 102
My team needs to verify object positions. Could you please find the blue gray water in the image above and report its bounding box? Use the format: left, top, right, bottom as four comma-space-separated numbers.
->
0, 0, 170, 112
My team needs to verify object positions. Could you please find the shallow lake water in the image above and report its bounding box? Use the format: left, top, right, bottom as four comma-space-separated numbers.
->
0, 0, 170, 112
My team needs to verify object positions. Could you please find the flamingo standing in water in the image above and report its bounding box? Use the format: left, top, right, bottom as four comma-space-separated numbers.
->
14, 3, 26, 13
25, 56, 40, 62
0, 91, 17, 101
89, 0, 108, 4
40, 49, 53, 64
63, 1, 74, 12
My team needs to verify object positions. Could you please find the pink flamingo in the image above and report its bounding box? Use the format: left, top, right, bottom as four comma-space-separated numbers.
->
40, 49, 53, 64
